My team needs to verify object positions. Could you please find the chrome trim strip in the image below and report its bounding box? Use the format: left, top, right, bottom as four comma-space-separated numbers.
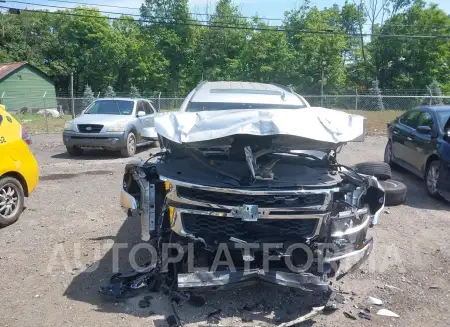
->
323, 238, 373, 262
160, 175, 340, 196
166, 187, 329, 212
330, 213, 370, 237
149, 184, 156, 232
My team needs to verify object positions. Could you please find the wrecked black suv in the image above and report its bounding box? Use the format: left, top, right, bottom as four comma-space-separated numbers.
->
119, 82, 385, 292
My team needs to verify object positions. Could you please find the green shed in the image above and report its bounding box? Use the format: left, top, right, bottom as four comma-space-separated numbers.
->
0, 62, 57, 112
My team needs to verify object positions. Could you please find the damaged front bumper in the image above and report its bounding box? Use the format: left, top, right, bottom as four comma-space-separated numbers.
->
120, 161, 383, 292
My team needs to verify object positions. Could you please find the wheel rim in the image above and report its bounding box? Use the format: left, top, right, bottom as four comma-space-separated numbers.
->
427, 164, 439, 194
0, 183, 20, 219
128, 135, 136, 154
384, 143, 392, 163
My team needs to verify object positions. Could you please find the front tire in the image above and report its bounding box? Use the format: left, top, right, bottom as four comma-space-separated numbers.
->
426, 160, 440, 198
384, 141, 393, 165
66, 146, 83, 156
121, 132, 136, 157
0, 177, 25, 227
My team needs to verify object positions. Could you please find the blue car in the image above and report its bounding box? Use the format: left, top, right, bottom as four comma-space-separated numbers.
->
384, 105, 450, 200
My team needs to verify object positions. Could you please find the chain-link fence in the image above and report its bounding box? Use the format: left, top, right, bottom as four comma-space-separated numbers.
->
1, 96, 185, 115
3, 94, 450, 133
4, 94, 450, 115
303, 95, 450, 111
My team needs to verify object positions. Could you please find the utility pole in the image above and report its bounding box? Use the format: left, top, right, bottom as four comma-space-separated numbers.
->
321, 60, 326, 107
70, 73, 75, 118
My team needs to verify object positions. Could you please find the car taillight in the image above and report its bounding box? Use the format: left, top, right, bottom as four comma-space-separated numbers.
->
21, 126, 32, 145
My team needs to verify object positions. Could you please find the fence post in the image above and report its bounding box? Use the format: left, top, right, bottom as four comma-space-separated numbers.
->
70, 73, 75, 118
428, 86, 433, 105
43, 92, 48, 134
355, 89, 358, 110
158, 92, 161, 112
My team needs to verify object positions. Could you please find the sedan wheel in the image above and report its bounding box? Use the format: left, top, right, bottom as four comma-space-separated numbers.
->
384, 141, 393, 165
426, 161, 440, 196
121, 132, 136, 157
0, 177, 24, 227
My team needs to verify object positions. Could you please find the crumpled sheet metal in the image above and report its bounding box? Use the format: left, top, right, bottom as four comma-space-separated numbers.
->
154, 108, 365, 144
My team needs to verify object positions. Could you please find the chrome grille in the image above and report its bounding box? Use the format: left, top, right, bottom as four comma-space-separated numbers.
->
77, 124, 104, 133
182, 213, 318, 242
177, 187, 324, 208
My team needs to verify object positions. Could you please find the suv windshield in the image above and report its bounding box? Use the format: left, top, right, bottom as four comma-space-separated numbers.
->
84, 100, 134, 115
186, 102, 306, 112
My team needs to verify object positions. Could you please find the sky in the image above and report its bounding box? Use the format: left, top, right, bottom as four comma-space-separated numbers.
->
5, 0, 450, 21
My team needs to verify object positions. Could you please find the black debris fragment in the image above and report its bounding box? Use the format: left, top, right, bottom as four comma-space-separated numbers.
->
144, 295, 154, 301
166, 315, 179, 327
188, 295, 205, 307
343, 311, 357, 320
207, 308, 222, 323
358, 310, 372, 320
138, 298, 151, 308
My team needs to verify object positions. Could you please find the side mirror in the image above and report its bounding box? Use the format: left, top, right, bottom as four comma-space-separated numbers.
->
416, 125, 432, 135
444, 130, 450, 142
137, 111, 146, 117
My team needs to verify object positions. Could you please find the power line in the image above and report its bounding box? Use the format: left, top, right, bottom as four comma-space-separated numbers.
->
7, 0, 450, 29
39, 0, 450, 29
2, 4, 450, 39
43, 0, 286, 21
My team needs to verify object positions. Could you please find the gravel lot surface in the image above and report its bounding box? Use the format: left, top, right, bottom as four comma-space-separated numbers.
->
1, 134, 449, 327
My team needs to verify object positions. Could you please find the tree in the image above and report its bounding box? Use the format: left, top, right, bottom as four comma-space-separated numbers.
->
140, 0, 194, 94
129, 85, 141, 98
428, 80, 444, 105
369, 79, 384, 110
82, 85, 95, 107
371, 2, 450, 90
284, 5, 348, 93
104, 85, 116, 98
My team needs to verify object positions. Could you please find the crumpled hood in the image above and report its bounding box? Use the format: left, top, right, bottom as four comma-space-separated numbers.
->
154, 108, 365, 146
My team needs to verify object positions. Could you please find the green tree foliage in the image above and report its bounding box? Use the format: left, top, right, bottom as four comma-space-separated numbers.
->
428, 80, 444, 105
82, 85, 95, 107
130, 85, 141, 98
1, 1, 448, 97
369, 79, 384, 110
371, 1, 450, 90
104, 85, 116, 98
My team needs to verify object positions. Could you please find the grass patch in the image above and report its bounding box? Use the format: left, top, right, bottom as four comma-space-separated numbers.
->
341, 110, 404, 136
13, 114, 71, 134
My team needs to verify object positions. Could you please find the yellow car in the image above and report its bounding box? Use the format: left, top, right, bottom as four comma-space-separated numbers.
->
0, 104, 39, 227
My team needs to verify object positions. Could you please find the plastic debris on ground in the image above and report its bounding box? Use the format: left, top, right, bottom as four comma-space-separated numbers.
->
377, 309, 400, 318
367, 296, 383, 305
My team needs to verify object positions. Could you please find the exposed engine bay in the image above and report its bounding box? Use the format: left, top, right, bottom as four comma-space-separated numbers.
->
118, 129, 384, 293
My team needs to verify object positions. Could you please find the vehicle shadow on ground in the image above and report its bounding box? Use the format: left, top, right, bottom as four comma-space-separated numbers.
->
64, 215, 331, 326
51, 144, 156, 161
391, 168, 450, 211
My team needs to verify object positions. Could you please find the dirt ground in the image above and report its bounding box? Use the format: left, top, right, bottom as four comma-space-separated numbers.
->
0, 134, 449, 327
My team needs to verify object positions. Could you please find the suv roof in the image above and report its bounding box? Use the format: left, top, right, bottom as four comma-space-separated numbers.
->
180, 81, 310, 111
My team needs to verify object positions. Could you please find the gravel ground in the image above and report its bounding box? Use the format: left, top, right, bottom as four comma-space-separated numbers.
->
1, 134, 449, 327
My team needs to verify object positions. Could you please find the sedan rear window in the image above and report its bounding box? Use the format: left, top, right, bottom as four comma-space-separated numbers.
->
186, 102, 306, 112
84, 100, 134, 115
